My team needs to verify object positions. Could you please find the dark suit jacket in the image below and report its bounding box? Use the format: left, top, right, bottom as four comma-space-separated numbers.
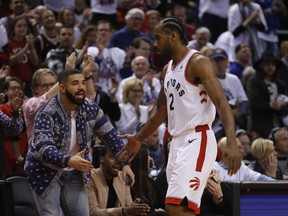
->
246, 74, 288, 138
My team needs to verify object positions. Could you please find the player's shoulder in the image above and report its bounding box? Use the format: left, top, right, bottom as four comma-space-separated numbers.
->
188, 52, 212, 73
189, 52, 209, 64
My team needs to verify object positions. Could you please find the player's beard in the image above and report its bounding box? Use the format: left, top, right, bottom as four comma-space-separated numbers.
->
156, 45, 172, 59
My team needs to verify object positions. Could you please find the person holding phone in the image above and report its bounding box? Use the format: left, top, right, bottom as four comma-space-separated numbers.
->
88, 146, 150, 216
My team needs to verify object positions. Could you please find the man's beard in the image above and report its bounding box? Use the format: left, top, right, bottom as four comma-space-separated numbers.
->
66, 89, 85, 105
14, 6, 25, 15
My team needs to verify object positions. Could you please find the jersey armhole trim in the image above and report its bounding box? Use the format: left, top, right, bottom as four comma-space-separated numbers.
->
184, 51, 201, 86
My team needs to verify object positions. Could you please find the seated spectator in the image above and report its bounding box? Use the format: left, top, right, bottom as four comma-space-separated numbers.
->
171, 3, 195, 41
246, 51, 287, 138
117, 56, 160, 106
236, 129, 255, 167
269, 127, 288, 177
214, 137, 274, 181
144, 9, 161, 41
214, 31, 235, 62
73, 0, 90, 31
74, 25, 97, 61
120, 36, 155, 79
87, 20, 126, 93
57, 7, 81, 43
210, 48, 249, 138
250, 138, 283, 179
130, 143, 163, 213
0, 15, 39, 97
111, 8, 145, 51
278, 41, 288, 95
87, 146, 150, 216
115, 79, 149, 135
46, 25, 78, 75
23, 68, 58, 144
0, 0, 27, 31
199, 171, 231, 216
91, 66, 121, 126
0, 90, 24, 179
33, 8, 59, 68
1, 77, 27, 176
228, 0, 267, 62
187, 27, 214, 51
137, 122, 165, 178
230, 43, 252, 80
257, 0, 287, 58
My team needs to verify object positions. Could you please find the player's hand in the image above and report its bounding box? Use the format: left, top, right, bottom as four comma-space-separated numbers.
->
67, 149, 94, 173
122, 165, 135, 187
221, 141, 241, 176
116, 135, 142, 163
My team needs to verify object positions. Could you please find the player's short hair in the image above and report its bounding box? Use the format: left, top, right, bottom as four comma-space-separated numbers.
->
159, 16, 188, 46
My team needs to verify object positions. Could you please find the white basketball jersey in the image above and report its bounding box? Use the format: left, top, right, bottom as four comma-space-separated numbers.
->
164, 49, 216, 137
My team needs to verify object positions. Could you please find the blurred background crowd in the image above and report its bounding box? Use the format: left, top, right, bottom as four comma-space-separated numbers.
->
0, 0, 288, 215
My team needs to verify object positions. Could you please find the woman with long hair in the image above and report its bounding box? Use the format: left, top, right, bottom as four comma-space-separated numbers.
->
131, 143, 160, 212
0, 15, 38, 97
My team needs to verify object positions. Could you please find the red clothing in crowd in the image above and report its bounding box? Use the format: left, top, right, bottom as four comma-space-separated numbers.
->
5, 38, 33, 82
0, 104, 28, 176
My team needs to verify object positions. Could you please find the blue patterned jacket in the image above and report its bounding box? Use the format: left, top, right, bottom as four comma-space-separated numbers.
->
0, 110, 23, 135
24, 95, 124, 198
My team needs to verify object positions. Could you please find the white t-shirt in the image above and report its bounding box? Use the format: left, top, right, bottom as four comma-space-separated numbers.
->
90, 0, 121, 14
198, 0, 229, 19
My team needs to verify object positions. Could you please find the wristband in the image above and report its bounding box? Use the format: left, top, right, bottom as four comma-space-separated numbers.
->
84, 75, 93, 81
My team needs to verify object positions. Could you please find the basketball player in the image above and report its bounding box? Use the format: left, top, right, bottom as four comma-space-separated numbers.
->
117, 17, 242, 216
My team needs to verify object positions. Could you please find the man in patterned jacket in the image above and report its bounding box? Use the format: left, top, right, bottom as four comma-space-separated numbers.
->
24, 69, 126, 216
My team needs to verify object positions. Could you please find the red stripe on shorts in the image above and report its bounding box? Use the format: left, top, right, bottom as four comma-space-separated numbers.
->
195, 125, 209, 172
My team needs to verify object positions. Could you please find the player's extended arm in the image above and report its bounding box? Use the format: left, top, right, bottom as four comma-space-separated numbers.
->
188, 54, 241, 175
117, 66, 168, 162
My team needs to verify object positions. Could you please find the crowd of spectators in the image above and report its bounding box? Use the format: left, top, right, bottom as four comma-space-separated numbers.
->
0, 0, 288, 215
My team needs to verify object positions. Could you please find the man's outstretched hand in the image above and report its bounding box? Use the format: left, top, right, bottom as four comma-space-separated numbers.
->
221, 142, 242, 176
116, 135, 142, 163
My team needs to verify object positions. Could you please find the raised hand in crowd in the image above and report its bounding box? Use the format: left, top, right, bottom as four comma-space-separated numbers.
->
10, 91, 24, 112
65, 52, 77, 69
206, 171, 223, 206
108, 76, 119, 101
0, 65, 10, 79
